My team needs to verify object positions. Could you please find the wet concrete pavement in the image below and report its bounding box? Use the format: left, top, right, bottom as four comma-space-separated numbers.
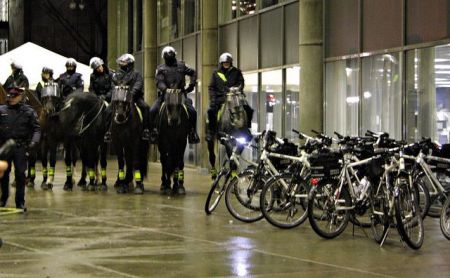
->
0, 162, 449, 277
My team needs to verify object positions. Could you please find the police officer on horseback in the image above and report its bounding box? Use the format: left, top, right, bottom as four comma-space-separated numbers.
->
150, 46, 200, 144
35, 67, 55, 100
3, 60, 29, 91
57, 58, 84, 98
89, 57, 113, 102
0, 87, 41, 210
206, 53, 253, 142
104, 53, 150, 141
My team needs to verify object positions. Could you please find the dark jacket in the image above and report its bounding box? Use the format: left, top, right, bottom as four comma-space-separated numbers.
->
0, 103, 41, 146
208, 66, 244, 107
112, 68, 144, 100
155, 60, 196, 97
89, 68, 113, 102
57, 72, 84, 98
3, 70, 29, 90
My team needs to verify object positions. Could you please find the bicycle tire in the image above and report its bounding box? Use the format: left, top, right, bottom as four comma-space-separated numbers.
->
425, 171, 449, 218
394, 176, 424, 250
260, 173, 309, 229
204, 170, 229, 214
307, 180, 351, 239
440, 195, 450, 240
415, 178, 430, 220
370, 183, 389, 244
225, 170, 265, 223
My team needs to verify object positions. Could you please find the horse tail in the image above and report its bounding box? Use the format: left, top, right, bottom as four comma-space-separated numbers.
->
139, 139, 150, 178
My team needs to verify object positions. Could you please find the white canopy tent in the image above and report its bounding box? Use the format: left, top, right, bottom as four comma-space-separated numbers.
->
0, 42, 91, 91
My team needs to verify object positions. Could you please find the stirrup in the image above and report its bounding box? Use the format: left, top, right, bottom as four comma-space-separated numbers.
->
149, 129, 158, 144
142, 129, 150, 141
104, 132, 112, 143
188, 130, 200, 144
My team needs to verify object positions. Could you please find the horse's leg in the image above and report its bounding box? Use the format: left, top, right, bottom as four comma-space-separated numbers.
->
207, 139, 217, 179
159, 152, 170, 195
48, 143, 57, 190
174, 143, 187, 195
40, 141, 49, 189
63, 140, 74, 190
132, 140, 144, 195
26, 147, 37, 188
100, 142, 108, 188
123, 145, 134, 193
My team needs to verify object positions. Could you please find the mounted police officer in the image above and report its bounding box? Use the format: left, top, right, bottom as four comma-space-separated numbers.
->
104, 53, 150, 141
35, 67, 55, 100
57, 58, 84, 99
0, 87, 41, 210
3, 60, 29, 91
206, 52, 253, 141
89, 57, 113, 102
150, 46, 200, 144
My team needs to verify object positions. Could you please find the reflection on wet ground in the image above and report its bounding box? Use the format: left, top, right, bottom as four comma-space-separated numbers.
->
0, 162, 449, 277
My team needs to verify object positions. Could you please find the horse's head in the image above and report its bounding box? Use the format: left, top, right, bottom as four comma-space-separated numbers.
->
164, 88, 185, 126
112, 85, 132, 124
41, 83, 62, 116
225, 87, 246, 128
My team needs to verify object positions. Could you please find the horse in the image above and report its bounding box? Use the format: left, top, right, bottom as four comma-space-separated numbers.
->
207, 87, 251, 177
156, 88, 191, 195
110, 85, 149, 194
59, 91, 110, 191
38, 83, 79, 190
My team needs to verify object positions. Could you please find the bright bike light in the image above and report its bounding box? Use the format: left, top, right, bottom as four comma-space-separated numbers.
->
236, 137, 247, 145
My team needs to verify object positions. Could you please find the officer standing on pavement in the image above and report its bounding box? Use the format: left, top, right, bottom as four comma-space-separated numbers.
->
0, 87, 41, 210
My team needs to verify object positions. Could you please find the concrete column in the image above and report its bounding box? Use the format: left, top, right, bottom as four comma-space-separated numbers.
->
143, 0, 158, 161
199, 0, 218, 168
107, 0, 118, 67
299, 0, 323, 133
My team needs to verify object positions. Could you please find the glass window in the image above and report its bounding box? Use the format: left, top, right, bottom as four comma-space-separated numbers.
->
0, 0, 7, 22
405, 46, 450, 144
262, 70, 282, 136
157, 0, 170, 43
184, 0, 198, 34
285, 2, 299, 64
0, 38, 7, 54
240, 0, 256, 16
362, 0, 402, 52
136, 0, 143, 51
325, 59, 359, 137
406, 0, 449, 44
261, 0, 279, 9
286, 67, 300, 140
219, 0, 238, 23
260, 8, 282, 68
219, 23, 238, 60
239, 16, 258, 71
361, 53, 402, 139
244, 73, 259, 133
325, 0, 359, 57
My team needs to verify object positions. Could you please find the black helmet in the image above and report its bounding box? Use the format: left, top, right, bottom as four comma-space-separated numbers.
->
65, 58, 77, 68
42, 66, 54, 75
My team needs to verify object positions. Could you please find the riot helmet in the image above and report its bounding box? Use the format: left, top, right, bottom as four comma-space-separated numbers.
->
65, 58, 77, 74
90, 57, 104, 70
116, 53, 135, 72
161, 46, 177, 64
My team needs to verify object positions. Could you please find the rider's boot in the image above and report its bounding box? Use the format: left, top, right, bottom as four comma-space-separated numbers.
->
149, 128, 158, 144
104, 131, 112, 143
188, 129, 200, 144
142, 128, 150, 141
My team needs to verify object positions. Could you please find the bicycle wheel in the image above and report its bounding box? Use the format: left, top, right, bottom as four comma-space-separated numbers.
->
370, 183, 389, 244
260, 173, 309, 229
204, 169, 229, 214
426, 171, 449, 218
440, 195, 450, 240
415, 178, 430, 220
307, 180, 351, 239
225, 170, 265, 223
394, 176, 424, 250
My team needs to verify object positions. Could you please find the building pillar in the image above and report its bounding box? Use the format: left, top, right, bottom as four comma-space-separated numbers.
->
107, 0, 118, 67
199, 0, 218, 168
108, 0, 129, 69
299, 0, 323, 133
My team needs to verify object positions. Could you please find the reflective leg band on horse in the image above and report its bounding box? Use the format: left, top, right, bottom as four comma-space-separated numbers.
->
66, 166, 72, 176
30, 167, 36, 178
101, 168, 107, 179
48, 167, 55, 177
177, 170, 184, 182
134, 170, 142, 182
88, 168, 95, 180
118, 170, 125, 181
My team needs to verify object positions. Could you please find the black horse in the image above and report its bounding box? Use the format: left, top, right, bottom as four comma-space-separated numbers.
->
157, 88, 191, 195
59, 91, 110, 191
110, 86, 149, 194
207, 87, 251, 177
39, 83, 78, 190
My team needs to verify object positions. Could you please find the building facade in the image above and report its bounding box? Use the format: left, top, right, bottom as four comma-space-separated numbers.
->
110, 0, 450, 167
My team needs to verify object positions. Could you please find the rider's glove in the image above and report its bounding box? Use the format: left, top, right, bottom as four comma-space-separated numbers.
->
185, 84, 195, 93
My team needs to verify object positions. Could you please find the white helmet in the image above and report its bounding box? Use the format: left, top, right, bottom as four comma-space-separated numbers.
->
65, 58, 77, 68
161, 46, 177, 59
89, 57, 104, 69
11, 60, 23, 70
116, 53, 135, 66
219, 52, 233, 64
